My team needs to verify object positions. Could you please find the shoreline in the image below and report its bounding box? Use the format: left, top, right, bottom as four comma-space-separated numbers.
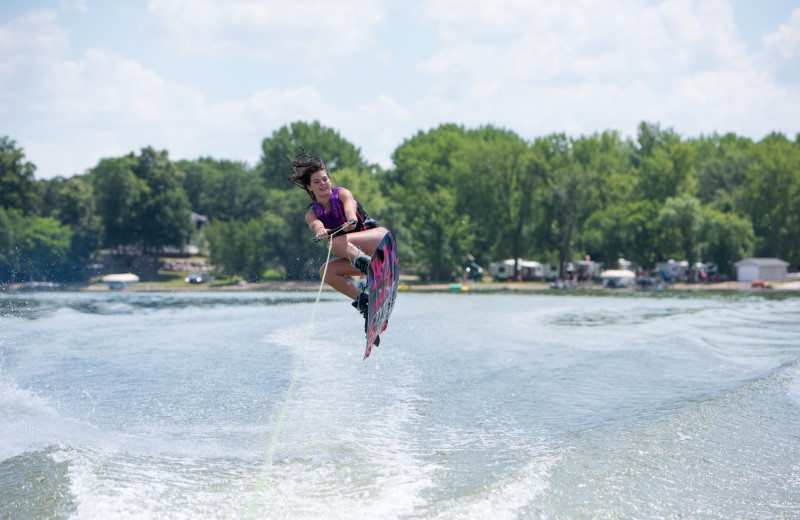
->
7, 280, 800, 294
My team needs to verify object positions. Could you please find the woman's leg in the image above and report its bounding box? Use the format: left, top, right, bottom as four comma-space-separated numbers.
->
319, 258, 362, 300
319, 227, 388, 300
328, 227, 387, 260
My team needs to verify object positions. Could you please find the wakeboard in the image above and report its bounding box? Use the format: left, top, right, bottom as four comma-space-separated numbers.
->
364, 231, 399, 359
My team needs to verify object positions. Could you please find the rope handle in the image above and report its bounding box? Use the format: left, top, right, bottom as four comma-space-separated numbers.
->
313, 218, 357, 243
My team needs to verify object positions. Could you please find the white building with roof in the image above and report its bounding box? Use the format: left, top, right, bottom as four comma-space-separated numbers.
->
734, 258, 789, 282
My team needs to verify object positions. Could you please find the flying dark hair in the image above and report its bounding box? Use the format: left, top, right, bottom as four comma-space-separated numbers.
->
285, 147, 327, 202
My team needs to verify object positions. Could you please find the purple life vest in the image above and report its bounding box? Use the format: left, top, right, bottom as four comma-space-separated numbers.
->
312, 187, 380, 236
312, 187, 357, 235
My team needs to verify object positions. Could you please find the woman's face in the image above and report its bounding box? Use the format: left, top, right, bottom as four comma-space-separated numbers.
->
307, 170, 331, 199
308, 170, 331, 200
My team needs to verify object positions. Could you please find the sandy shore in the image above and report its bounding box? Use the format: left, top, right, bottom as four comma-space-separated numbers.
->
53, 279, 800, 293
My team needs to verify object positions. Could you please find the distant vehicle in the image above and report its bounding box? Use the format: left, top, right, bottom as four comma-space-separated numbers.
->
185, 272, 210, 284
489, 259, 543, 281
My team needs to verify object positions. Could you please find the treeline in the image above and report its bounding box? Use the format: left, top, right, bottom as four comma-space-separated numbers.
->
1, 120, 799, 284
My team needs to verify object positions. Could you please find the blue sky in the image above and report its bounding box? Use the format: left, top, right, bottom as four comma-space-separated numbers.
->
2, 0, 799, 179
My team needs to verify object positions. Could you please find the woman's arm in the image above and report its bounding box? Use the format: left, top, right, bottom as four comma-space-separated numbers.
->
305, 210, 327, 240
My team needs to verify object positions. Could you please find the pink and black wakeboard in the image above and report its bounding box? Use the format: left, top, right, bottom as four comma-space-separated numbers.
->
364, 231, 399, 359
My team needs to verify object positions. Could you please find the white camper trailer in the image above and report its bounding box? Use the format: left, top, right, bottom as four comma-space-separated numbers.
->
489, 259, 544, 281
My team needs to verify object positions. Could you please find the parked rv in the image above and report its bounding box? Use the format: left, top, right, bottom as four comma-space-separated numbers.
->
489, 259, 544, 281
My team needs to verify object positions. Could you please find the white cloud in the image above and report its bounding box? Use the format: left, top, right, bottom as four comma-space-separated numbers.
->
3, 0, 799, 179
412, 0, 796, 141
145, 0, 386, 67
763, 7, 800, 59
0, 10, 68, 91
0, 5, 405, 177
59, 0, 88, 14
15, 47, 209, 176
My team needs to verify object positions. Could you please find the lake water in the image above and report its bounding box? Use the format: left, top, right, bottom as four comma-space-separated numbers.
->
1, 289, 799, 519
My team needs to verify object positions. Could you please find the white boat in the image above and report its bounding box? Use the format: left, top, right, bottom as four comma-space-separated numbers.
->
600, 269, 636, 288
102, 273, 140, 290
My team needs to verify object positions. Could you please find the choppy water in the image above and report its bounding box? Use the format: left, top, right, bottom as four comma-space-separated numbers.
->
1, 290, 799, 519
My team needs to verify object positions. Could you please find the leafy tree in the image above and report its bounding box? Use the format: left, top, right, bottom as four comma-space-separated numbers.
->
0, 207, 71, 282
533, 134, 600, 278
583, 204, 631, 266
132, 148, 193, 252
657, 195, 703, 268
260, 188, 325, 280
179, 158, 267, 221
574, 131, 637, 206
389, 124, 476, 277
408, 188, 473, 281
634, 142, 696, 203
390, 124, 468, 194
206, 212, 285, 281
91, 155, 145, 249
621, 200, 662, 268
259, 121, 366, 190
691, 133, 752, 210
544, 165, 599, 278
451, 126, 544, 273
632, 121, 680, 167
740, 133, 800, 265
699, 209, 754, 277
41, 176, 100, 280
91, 148, 192, 253
0, 136, 39, 214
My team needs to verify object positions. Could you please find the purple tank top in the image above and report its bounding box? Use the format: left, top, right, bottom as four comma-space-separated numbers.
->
312, 187, 348, 231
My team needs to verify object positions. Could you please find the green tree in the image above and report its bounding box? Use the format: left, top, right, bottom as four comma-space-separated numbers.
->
451, 126, 544, 274
699, 209, 754, 277
259, 121, 366, 190
0, 207, 71, 282
206, 213, 284, 281
657, 195, 703, 268
533, 134, 599, 278
583, 204, 630, 266
91, 155, 145, 249
621, 200, 662, 268
544, 165, 598, 278
0, 136, 39, 214
390, 124, 468, 194
632, 121, 680, 167
132, 148, 192, 252
179, 158, 267, 221
388, 124, 479, 277
261, 188, 324, 280
409, 188, 473, 281
572, 130, 637, 208
740, 133, 800, 265
635, 142, 696, 203
91, 148, 192, 253
691, 133, 753, 211
41, 176, 100, 280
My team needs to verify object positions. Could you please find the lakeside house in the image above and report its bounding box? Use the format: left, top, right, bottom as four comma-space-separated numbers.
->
734, 258, 789, 282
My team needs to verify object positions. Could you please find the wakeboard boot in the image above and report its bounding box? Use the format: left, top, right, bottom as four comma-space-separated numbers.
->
352, 253, 371, 274
351, 292, 369, 332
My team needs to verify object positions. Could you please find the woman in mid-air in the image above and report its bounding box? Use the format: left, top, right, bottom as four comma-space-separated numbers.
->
287, 148, 387, 320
